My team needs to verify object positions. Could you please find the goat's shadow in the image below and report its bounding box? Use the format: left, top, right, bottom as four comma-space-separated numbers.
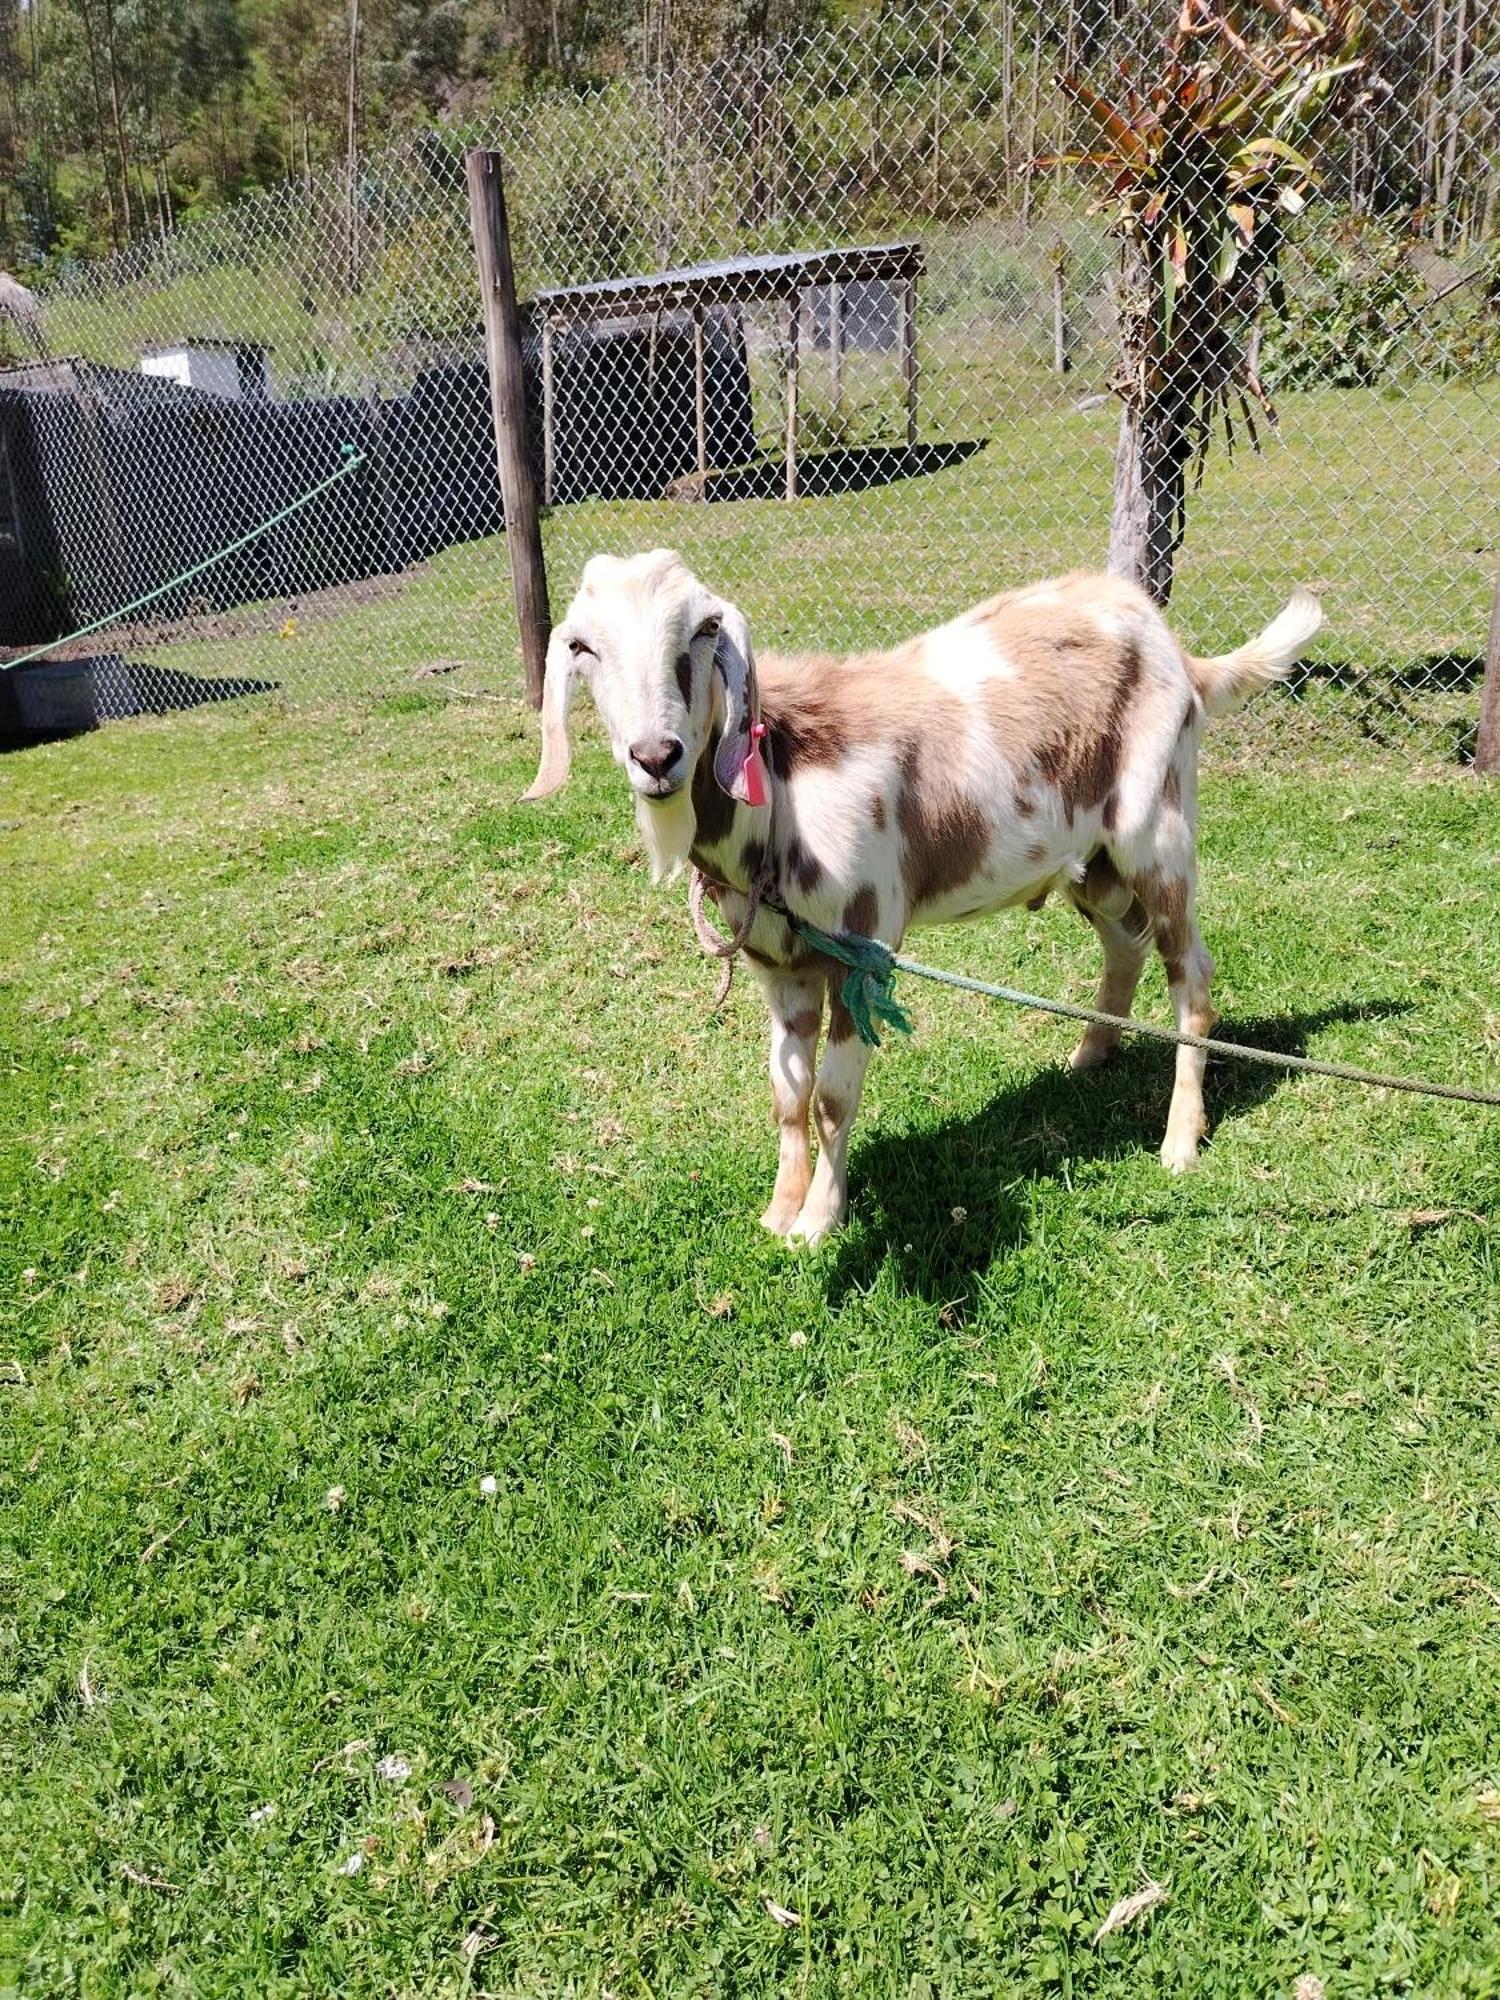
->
823, 998, 1412, 1311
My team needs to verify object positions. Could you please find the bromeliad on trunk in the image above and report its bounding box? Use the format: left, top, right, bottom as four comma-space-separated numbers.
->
1044, 0, 1369, 604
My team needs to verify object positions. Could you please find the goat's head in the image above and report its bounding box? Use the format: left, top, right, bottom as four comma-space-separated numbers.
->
523, 549, 759, 877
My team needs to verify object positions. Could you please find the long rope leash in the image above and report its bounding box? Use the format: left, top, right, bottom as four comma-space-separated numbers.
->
691, 867, 1500, 1110
0, 444, 368, 672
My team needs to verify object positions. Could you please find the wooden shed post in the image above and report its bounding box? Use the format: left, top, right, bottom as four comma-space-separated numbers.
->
540, 316, 556, 508
901, 275, 919, 453
465, 146, 550, 709
828, 280, 843, 413
785, 290, 801, 502
1476, 571, 1500, 774
692, 303, 708, 491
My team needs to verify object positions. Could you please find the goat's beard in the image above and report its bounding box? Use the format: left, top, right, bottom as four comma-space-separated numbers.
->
634, 786, 696, 884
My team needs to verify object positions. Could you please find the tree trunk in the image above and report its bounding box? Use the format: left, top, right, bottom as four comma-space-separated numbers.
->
345, 0, 361, 291
1053, 0, 1077, 205
1423, 0, 1446, 222
1000, 0, 1014, 207
1106, 239, 1185, 606
1020, 15, 1043, 229
76, 0, 120, 251
1434, 0, 1469, 253
100, 0, 133, 240
1107, 401, 1182, 606
931, 12, 945, 212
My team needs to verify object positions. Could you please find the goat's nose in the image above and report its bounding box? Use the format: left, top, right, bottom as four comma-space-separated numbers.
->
629, 734, 684, 780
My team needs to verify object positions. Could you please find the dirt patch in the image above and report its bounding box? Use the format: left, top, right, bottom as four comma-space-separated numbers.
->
1, 564, 426, 665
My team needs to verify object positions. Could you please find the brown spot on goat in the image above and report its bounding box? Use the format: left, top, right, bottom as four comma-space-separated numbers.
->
785, 1007, 820, 1041
896, 742, 988, 905
763, 683, 851, 777
757, 642, 960, 783
1032, 640, 1145, 817
827, 990, 859, 1043
1026, 839, 1048, 865
870, 796, 887, 832
815, 1090, 847, 1134
842, 885, 879, 938
1131, 867, 1190, 971
973, 579, 1156, 814
690, 739, 735, 855
786, 836, 824, 894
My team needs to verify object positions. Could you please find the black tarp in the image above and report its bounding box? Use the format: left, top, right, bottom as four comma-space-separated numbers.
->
382, 305, 757, 562
0, 308, 758, 644
0, 652, 279, 748
0, 390, 66, 643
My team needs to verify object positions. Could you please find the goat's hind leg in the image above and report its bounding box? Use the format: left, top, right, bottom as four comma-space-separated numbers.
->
1131, 867, 1216, 1174
1068, 857, 1153, 1072
758, 970, 824, 1235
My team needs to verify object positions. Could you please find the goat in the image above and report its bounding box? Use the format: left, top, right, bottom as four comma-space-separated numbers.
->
524, 550, 1322, 1244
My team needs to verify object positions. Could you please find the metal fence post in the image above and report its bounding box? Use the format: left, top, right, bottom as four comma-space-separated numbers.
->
465, 147, 550, 710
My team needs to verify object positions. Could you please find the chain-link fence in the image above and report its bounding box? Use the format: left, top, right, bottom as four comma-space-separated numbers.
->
1, 7, 1496, 759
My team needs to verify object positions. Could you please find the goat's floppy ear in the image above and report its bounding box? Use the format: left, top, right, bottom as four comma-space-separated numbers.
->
709, 599, 766, 802
522, 627, 578, 802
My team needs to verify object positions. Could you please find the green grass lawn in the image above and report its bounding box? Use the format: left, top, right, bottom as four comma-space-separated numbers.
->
6, 680, 1499, 1996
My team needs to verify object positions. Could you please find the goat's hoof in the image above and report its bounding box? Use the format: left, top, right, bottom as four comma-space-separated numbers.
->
787, 1205, 842, 1249
1068, 1034, 1119, 1072
760, 1198, 804, 1237
1160, 1136, 1203, 1175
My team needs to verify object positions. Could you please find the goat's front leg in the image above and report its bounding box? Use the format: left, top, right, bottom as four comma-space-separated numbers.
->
758, 971, 824, 1235
789, 995, 872, 1247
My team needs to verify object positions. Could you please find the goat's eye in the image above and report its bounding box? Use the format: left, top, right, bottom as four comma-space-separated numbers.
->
568, 637, 595, 660
694, 617, 720, 642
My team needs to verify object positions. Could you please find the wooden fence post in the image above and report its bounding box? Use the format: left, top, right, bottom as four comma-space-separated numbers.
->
692, 303, 708, 490
465, 147, 550, 710
1476, 571, 1500, 774
828, 280, 843, 413
785, 292, 801, 502
1051, 246, 1070, 376
901, 276, 919, 454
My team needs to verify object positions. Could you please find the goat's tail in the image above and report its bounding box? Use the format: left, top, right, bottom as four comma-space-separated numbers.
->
1187, 588, 1324, 719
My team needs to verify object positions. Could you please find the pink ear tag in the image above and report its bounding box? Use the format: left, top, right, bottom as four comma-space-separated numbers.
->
739, 721, 770, 808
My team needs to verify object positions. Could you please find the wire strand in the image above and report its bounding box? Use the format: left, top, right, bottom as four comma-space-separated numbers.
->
0, 446, 368, 673
891, 954, 1500, 1107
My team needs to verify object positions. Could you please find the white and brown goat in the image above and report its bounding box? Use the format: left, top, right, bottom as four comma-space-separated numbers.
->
524, 551, 1322, 1244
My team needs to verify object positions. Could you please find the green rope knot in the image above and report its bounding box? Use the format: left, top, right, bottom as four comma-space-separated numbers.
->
792, 918, 913, 1047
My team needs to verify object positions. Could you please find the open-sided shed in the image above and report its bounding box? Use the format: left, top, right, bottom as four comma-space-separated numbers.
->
529, 240, 925, 501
